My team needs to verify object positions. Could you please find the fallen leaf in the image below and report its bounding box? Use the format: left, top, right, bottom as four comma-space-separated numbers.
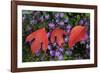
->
26, 28, 48, 53
68, 26, 87, 48
50, 28, 66, 47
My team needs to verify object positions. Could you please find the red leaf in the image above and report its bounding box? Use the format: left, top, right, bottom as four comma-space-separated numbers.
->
68, 26, 87, 48
50, 28, 66, 47
26, 28, 48, 53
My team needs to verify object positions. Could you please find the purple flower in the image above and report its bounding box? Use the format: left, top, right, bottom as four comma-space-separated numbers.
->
66, 25, 72, 34
56, 18, 60, 23
40, 16, 44, 22
60, 13, 64, 18
79, 19, 84, 25
67, 29, 71, 34
48, 45, 52, 50
45, 14, 49, 19
84, 21, 89, 26
58, 48, 64, 52
57, 55, 63, 60
86, 44, 89, 49
64, 36, 68, 42
47, 32, 50, 38
50, 50, 55, 56
59, 21, 64, 26
64, 18, 69, 23
48, 23, 55, 29
66, 24, 72, 30
55, 50, 61, 56
55, 13, 59, 18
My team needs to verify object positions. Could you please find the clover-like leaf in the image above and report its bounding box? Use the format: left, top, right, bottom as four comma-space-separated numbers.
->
50, 28, 66, 47
68, 26, 87, 48
26, 28, 48, 54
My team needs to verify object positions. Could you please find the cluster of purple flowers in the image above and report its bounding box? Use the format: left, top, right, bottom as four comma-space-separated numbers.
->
22, 10, 90, 62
